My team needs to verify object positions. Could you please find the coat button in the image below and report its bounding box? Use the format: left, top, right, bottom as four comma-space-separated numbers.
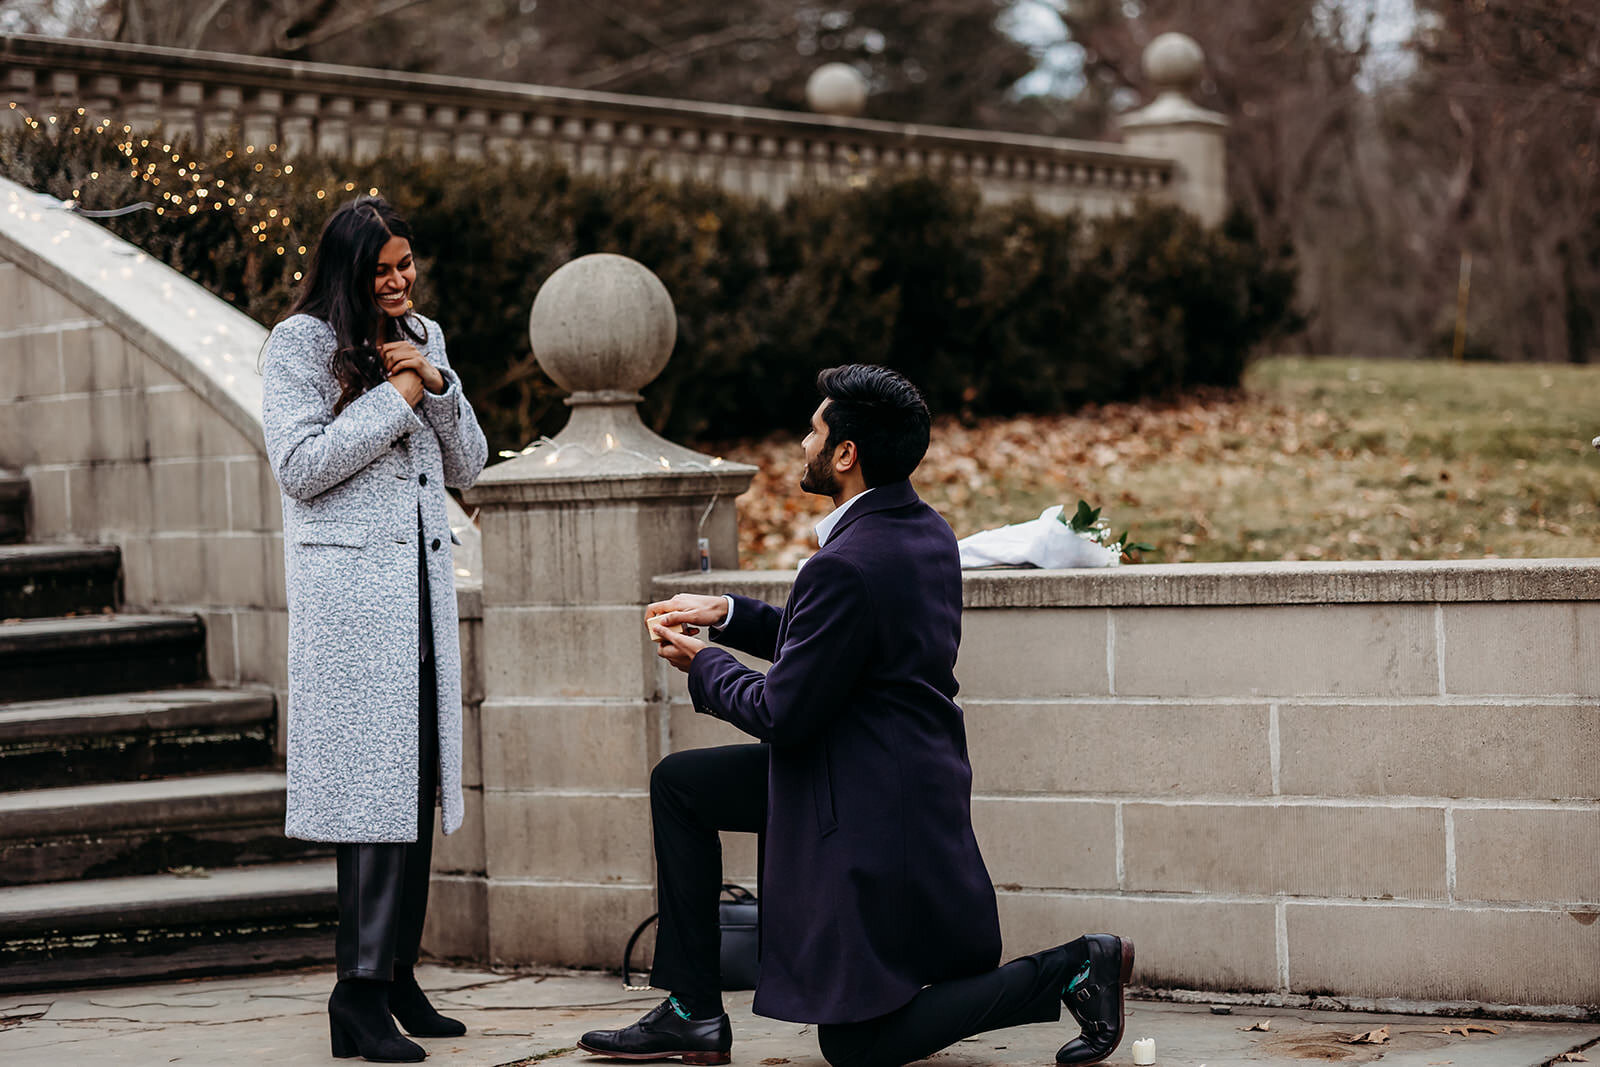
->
431, 538, 441, 550
418, 473, 428, 486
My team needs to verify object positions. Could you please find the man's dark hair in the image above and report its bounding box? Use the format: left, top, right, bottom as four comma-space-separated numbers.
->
816, 364, 931, 487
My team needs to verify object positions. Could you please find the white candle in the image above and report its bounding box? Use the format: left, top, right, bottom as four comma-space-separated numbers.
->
1131, 1036, 1157, 1065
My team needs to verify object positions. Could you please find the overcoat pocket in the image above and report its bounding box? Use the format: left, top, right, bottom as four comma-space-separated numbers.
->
813, 740, 839, 837
296, 520, 371, 547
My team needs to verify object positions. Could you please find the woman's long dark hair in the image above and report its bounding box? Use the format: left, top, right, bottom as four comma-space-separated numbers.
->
288, 196, 428, 414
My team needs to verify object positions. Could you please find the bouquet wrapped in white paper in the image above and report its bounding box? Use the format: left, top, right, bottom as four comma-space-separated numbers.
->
957, 504, 1123, 569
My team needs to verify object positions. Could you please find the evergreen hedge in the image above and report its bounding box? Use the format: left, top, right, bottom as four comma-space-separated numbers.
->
1, 121, 1297, 452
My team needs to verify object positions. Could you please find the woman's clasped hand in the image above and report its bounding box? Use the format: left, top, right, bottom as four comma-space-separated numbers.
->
382, 340, 441, 405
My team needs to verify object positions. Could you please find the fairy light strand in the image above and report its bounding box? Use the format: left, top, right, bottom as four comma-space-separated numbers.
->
6, 102, 383, 274
497, 435, 730, 473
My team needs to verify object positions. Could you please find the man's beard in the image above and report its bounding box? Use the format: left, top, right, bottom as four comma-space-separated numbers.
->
800, 449, 840, 497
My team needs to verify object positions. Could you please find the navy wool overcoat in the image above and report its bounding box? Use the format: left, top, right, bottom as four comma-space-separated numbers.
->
687, 479, 1002, 1025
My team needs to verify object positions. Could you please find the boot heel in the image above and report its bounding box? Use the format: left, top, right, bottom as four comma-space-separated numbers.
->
683, 1054, 732, 1065
330, 1018, 357, 1058
1118, 938, 1135, 983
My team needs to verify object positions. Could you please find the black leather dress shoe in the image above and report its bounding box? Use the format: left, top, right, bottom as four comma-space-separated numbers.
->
1056, 933, 1134, 1065
577, 998, 732, 1064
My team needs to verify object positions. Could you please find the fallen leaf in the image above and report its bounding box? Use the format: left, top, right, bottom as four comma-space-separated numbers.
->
1440, 1024, 1500, 1037
759, 1060, 791, 1065
1344, 1026, 1390, 1045
1240, 1020, 1271, 1032
1554, 1054, 1588, 1063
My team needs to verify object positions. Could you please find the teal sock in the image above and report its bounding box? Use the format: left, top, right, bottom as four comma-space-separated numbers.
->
668, 993, 722, 1021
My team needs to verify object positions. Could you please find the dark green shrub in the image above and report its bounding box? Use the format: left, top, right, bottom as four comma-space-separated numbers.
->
0, 121, 1298, 453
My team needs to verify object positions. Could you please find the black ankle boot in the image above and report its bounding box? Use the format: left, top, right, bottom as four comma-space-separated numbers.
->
1056, 934, 1134, 1066
329, 978, 427, 1062
389, 968, 466, 1038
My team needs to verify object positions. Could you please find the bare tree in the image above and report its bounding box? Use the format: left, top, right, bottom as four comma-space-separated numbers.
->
1396, 0, 1600, 362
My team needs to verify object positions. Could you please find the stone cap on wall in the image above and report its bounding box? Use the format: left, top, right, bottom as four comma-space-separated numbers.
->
654, 557, 1600, 609
0, 173, 483, 579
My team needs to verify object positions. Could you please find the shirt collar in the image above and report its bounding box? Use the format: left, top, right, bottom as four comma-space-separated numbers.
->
814, 488, 874, 548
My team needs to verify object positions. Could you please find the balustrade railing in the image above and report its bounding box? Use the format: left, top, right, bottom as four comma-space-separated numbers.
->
1, 33, 1204, 217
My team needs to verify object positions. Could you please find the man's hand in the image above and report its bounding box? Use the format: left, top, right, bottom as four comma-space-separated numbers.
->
655, 624, 707, 673
383, 341, 445, 394
646, 593, 729, 638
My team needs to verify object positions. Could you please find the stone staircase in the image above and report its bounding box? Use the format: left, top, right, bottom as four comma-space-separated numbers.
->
0, 471, 336, 992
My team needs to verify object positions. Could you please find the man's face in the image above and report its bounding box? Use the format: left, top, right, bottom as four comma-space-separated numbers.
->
800, 400, 841, 497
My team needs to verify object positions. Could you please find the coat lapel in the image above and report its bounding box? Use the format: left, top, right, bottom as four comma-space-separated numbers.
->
825, 479, 919, 544
776, 481, 920, 642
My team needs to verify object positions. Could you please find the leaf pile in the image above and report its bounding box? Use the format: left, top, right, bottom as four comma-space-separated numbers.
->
710, 357, 1600, 570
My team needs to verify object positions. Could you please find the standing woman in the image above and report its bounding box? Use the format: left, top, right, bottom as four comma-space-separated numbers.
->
261, 197, 488, 1063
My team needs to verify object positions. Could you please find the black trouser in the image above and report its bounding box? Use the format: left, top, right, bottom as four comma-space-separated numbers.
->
333, 522, 439, 981
646, 743, 1071, 1067
646, 743, 768, 1001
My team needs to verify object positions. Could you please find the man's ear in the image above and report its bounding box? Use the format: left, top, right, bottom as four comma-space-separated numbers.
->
834, 439, 858, 473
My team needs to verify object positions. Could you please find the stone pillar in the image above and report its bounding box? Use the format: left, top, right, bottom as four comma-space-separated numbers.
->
459, 254, 755, 968
1119, 32, 1229, 227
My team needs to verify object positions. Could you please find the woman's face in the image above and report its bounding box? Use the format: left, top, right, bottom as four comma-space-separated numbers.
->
373, 235, 416, 318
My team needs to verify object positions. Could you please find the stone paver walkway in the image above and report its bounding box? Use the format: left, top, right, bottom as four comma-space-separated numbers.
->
0, 965, 1595, 1066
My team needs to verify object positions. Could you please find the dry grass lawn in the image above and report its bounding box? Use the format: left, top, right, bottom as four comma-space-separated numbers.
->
711, 356, 1600, 569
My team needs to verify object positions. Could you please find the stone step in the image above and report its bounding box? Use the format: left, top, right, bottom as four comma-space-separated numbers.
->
0, 771, 328, 887
0, 472, 26, 544
0, 688, 276, 791
0, 859, 336, 993
0, 613, 206, 702
0, 543, 121, 619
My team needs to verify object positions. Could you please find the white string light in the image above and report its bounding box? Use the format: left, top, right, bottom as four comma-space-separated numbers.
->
6, 102, 383, 271
497, 435, 730, 473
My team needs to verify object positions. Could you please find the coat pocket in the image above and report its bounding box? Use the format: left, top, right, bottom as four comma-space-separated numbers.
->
812, 740, 839, 837
295, 520, 371, 547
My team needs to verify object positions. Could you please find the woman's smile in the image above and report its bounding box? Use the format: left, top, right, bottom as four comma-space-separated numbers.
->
373, 234, 416, 317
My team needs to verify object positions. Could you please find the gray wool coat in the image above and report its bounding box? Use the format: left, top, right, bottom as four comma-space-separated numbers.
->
261, 312, 488, 843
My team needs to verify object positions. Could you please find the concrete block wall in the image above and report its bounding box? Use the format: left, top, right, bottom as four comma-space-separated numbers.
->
0, 256, 289, 701
445, 477, 749, 970
652, 561, 1600, 1011
424, 585, 489, 960
0, 173, 482, 764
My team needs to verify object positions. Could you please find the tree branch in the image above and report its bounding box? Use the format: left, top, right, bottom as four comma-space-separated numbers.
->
573, 19, 795, 91
276, 0, 431, 54
183, 0, 233, 50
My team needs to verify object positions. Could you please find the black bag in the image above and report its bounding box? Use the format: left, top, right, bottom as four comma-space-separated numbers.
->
622, 883, 759, 992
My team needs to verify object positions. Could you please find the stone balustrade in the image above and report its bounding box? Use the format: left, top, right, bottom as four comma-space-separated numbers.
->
0, 32, 1223, 221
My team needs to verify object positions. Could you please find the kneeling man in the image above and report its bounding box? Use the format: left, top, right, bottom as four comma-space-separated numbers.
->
579, 365, 1133, 1067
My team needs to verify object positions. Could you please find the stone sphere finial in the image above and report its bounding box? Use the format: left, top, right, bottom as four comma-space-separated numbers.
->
806, 63, 869, 117
529, 253, 676, 401
1143, 32, 1205, 94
